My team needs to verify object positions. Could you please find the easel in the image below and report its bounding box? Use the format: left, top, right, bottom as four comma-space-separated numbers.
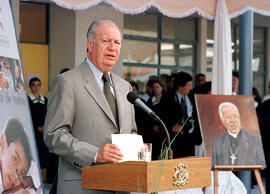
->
213, 165, 265, 194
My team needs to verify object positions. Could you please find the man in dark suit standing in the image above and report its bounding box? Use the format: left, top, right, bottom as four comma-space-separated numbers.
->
160, 72, 201, 158
44, 20, 137, 194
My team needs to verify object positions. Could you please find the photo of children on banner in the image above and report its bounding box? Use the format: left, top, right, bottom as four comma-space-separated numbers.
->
0, 56, 25, 93
195, 95, 266, 166
0, 118, 41, 193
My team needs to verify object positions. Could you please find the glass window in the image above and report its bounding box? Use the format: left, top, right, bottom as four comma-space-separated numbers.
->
253, 52, 265, 72
122, 39, 158, 64
123, 14, 197, 93
253, 74, 264, 96
206, 22, 214, 70
206, 46, 213, 69
20, 2, 48, 43
160, 43, 175, 66
178, 44, 194, 67
123, 66, 158, 93
124, 15, 157, 38
161, 43, 194, 66
162, 17, 195, 41
254, 28, 265, 48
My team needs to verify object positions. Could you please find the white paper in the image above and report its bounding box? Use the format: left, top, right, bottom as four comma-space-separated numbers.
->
111, 134, 144, 162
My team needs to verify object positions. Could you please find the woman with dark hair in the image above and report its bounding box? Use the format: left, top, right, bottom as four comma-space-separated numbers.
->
28, 77, 50, 180
147, 80, 165, 113
146, 80, 166, 160
253, 87, 263, 129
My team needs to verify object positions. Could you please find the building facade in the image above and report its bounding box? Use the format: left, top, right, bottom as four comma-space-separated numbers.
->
12, 0, 270, 96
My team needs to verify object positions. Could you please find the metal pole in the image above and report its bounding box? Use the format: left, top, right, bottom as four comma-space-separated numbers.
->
239, 10, 253, 95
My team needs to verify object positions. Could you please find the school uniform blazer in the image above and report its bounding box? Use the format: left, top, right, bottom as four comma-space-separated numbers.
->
44, 59, 137, 194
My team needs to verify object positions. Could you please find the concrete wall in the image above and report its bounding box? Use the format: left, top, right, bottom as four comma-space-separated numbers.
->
11, 0, 19, 37
49, 4, 76, 84
197, 17, 207, 75
48, 3, 124, 84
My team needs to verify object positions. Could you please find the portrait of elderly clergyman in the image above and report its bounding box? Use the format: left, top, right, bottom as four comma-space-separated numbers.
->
44, 20, 137, 194
212, 102, 266, 166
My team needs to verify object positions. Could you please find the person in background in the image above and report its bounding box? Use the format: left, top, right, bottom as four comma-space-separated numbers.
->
166, 73, 177, 95
252, 87, 263, 126
199, 81, 212, 94
147, 80, 165, 118
59, 68, 70, 74
147, 80, 166, 160
262, 82, 270, 102
232, 71, 239, 95
28, 77, 50, 183
141, 79, 154, 102
130, 81, 139, 95
160, 72, 202, 158
130, 81, 148, 133
190, 73, 206, 97
195, 73, 206, 87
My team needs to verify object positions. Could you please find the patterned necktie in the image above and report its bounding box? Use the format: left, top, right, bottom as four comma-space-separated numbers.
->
102, 73, 119, 127
180, 95, 188, 124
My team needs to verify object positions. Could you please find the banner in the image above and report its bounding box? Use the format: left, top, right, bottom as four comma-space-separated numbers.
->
0, 0, 44, 193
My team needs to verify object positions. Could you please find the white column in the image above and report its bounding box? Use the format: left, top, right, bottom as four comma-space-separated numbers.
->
197, 17, 207, 75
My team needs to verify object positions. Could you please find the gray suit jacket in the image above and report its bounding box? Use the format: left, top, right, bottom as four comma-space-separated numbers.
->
212, 129, 266, 167
44, 60, 137, 194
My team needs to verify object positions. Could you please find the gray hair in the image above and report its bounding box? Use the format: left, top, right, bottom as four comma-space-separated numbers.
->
218, 102, 239, 119
87, 19, 122, 41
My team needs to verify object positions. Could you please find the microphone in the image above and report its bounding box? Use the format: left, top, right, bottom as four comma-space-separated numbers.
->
127, 92, 157, 119
127, 92, 173, 159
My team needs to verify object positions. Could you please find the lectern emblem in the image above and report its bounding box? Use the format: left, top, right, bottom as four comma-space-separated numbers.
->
173, 163, 189, 186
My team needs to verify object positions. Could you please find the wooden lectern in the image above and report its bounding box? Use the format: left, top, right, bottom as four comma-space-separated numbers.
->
82, 157, 211, 193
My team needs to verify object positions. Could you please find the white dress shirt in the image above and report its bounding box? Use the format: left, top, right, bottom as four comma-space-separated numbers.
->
86, 57, 115, 96
86, 57, 116, 162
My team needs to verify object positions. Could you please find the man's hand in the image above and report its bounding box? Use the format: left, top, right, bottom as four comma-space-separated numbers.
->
96, 144, 123, 163
172, 123, 182, 133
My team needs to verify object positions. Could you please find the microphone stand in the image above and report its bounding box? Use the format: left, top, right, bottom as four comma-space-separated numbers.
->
151, 112, 173, 160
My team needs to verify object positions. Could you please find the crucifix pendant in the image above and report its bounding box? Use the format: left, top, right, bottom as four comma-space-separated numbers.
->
230, 154, 236, 165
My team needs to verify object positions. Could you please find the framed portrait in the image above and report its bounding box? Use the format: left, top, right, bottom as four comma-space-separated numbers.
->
195, 94, 266, 167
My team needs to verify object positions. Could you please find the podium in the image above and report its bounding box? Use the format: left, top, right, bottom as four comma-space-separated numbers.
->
82, 157, 211, 193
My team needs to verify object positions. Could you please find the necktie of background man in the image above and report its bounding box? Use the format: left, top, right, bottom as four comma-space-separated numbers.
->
180, 95, 188, 124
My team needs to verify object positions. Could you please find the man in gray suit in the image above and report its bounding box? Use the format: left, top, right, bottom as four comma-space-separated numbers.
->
44, 20, 137, 194
212, 102, 265, 166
